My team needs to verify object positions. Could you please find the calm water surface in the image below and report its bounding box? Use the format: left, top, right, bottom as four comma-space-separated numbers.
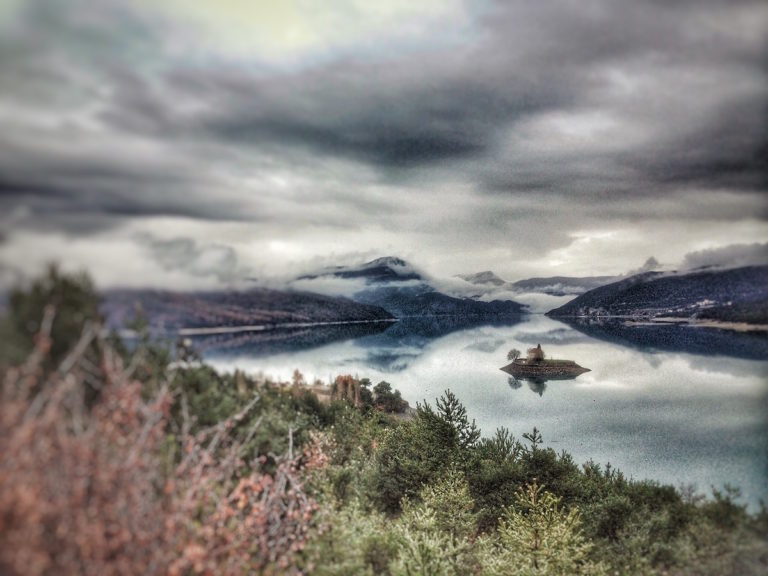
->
200, 315, 768, 508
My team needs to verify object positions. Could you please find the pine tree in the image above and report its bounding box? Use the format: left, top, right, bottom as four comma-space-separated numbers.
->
482, 480, 606, 576
392, 469, 479, 575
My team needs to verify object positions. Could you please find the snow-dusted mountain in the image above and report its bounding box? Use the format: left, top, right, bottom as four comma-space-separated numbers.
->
297, 257, 422, 284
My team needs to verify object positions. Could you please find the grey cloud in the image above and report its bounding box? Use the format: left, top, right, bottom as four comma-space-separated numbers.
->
137, 234, 245, 283
682, 243, 768, 270
626, 257, 661, 276
210, 115, 486, 169
0, 167, 257, 233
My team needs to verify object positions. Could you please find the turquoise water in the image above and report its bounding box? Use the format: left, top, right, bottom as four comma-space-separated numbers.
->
201, 315, 768, 509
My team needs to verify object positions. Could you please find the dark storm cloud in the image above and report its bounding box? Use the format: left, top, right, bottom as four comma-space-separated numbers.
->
0, 172, 223, 220
615, 95, 768, 192
4, 0, 767, 197
211, 115, 486, 168
0, 162, 259, 233
160, 0, 767, 203
142, 27, 583, 171
129, 57, 573, 174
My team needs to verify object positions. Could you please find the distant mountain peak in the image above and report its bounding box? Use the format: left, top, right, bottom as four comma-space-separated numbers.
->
457, 271, 507, 286
365, 256, 409, 268
297, 256, 422, 284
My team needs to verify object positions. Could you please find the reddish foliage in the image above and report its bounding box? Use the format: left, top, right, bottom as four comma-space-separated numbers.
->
0, 314, 325, 575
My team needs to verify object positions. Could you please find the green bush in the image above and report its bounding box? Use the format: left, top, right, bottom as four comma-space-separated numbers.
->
481, 481, 606, 576
370, 391, 476, 513
391, 469, 479, 576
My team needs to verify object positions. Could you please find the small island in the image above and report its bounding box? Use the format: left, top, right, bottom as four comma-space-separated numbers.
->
501, 344, 590, 380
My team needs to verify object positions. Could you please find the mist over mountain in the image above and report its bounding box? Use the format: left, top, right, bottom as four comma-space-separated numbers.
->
455, 255, 675, 299
100, 256, 528, 335
456, 271, 508, 287
457, 270, 620, 296
510, 275, 620, 297
291, 257, 526, 317
681, 243, 768, 272
94, 255, 768, 335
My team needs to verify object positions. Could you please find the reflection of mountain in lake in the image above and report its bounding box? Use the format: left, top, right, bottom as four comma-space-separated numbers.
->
196, 314, 526, 372
559, 318, 768, 360
190, 322, 393, 358
354, 315, 525, 372
512, 327, 591, 347
353, 285, 525, 317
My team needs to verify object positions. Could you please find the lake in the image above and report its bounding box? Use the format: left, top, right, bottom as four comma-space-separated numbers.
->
197, 314, 768, 509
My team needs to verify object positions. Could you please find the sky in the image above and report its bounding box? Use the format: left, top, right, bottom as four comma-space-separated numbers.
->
0, 0, 766, 290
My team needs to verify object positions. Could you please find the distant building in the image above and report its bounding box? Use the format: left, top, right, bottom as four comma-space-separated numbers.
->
527, 343, 545, 363
332, 374, 361, 407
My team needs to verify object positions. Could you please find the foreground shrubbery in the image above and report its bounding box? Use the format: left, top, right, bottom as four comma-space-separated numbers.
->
0, 307, 325, 575
1, 268, 766, 574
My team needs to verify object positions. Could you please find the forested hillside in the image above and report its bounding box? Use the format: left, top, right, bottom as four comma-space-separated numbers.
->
548, 266, 768, 324
102, 287, 394, 332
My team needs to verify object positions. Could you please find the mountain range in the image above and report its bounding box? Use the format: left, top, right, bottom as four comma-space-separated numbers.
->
99, 256, 768, 336
292, 257, 525, 317
351, 285, 525, 317
101, 257, 526, 334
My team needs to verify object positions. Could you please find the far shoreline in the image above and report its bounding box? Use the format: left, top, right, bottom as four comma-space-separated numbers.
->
550, 314, 768, 334
117, 317, 399, 338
